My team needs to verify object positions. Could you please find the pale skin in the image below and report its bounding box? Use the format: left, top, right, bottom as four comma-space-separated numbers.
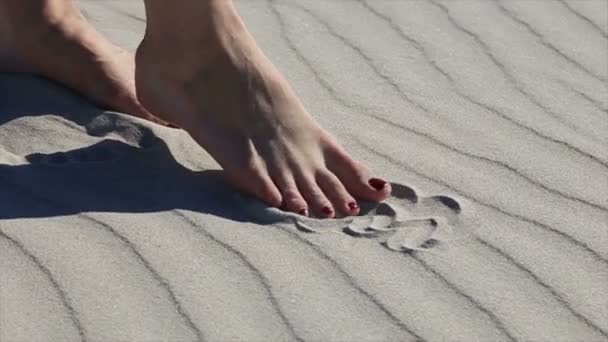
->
0, 0, 391, 218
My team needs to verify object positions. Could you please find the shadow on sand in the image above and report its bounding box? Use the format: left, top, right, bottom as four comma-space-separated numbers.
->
0, 74, 259, 222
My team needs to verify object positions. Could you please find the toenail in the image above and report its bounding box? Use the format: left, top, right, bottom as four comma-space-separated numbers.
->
348, 202, 359, 210
369, 178, 387, 190
322, 206, 333, 215
299, 208, 309, 216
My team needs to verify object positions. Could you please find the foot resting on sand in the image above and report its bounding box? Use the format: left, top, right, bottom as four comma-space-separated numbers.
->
0, 0, 391, 217
0, 0, 166, 125
136, 0, 391, 217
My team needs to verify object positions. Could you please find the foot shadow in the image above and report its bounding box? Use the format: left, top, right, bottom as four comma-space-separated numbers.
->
0, 137, 257, 221
0, 74, 114, 127
0, 74, 253, 221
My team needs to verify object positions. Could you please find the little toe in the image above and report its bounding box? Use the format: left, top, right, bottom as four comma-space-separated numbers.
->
226, 167, 282, 207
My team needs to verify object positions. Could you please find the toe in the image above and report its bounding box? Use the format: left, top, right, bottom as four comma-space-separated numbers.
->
282, 187, 309, 216
325, 146, 391, 201
271, 170, 309, 216
226, 166, 282, 207
316, 170, 360, 216
296, 174, 335, 218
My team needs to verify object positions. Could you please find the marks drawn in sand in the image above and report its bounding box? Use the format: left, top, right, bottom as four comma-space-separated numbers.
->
240, 182, 467, 254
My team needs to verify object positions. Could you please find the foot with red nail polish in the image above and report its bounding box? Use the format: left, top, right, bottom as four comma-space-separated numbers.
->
321, 206, 334, 217
135, 0, 391, 218
369, 178, 387, 191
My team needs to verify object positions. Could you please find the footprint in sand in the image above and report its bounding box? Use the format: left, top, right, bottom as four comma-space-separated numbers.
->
239, 182, 467, 254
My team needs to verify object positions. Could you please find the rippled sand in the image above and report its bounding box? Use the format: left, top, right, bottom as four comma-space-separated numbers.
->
1, 1, 607, 341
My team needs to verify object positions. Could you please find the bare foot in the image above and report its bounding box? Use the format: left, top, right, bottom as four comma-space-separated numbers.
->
136, 1, 391, 217
0, 0, 167, 125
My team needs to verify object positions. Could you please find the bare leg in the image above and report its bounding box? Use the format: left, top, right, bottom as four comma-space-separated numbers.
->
136, 0, 391, 217
0, 0, 166, 125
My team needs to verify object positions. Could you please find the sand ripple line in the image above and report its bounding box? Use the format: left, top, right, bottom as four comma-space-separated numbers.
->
0, 230, 87, 342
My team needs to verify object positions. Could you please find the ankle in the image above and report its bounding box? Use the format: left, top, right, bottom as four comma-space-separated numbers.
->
1, 0, 82, 33
4, 7, 88, 58
141, 0, 248, 53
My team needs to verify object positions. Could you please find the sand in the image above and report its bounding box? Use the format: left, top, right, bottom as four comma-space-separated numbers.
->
1, 0, 607, 341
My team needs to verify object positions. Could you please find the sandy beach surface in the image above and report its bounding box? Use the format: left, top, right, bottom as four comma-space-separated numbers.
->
1, 0, 607, 341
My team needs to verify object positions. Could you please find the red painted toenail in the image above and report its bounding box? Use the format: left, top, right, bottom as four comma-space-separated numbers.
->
369, 178, 387, 190
348, 202, 359, 210
322, 206, 333, 215
299, 208, 308, 216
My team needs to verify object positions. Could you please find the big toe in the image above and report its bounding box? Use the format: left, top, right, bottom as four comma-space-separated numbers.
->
325, 146, 391, 202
